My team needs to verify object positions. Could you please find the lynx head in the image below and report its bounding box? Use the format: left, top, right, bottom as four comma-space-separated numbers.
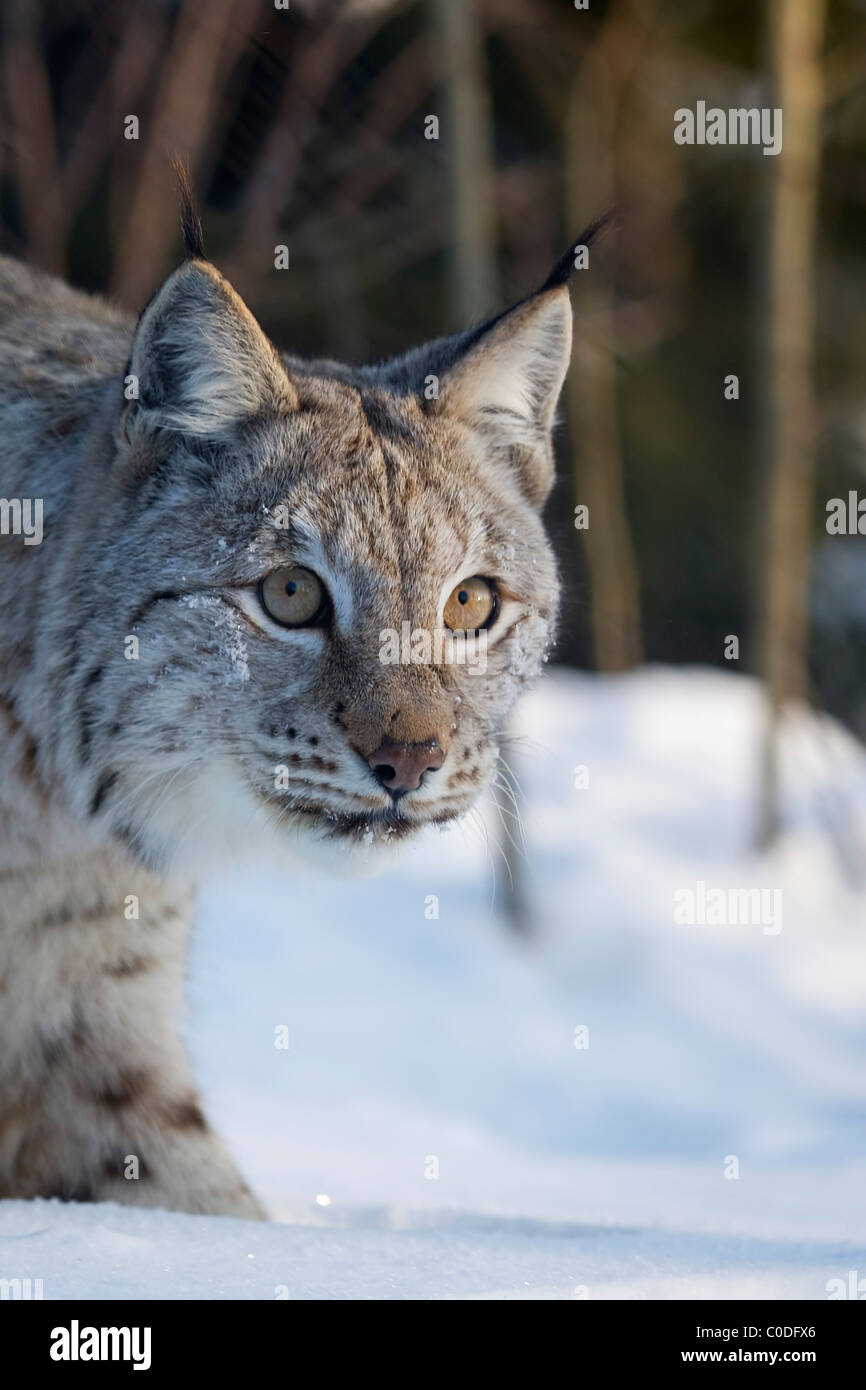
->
55, 201, 611, 875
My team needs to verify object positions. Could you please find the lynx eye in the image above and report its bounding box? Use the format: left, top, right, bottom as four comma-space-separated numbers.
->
259, 566, 329, 628
443, 576, 497, 633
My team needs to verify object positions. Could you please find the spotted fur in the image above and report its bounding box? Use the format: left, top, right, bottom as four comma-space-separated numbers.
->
0, 215, 604, 1215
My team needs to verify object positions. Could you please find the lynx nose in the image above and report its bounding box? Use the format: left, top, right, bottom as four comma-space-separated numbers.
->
367, 737, 444, 796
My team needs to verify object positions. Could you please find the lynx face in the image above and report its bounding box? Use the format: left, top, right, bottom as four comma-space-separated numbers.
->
44, 255, 573, 874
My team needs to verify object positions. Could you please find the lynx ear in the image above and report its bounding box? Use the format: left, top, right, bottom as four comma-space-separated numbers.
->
127, 260, 297, 437
389, 211, 616, 507
435, 287, 572, 507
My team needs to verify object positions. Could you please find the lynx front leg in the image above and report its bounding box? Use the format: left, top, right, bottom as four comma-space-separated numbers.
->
0, 854, 264, 1219
0, 1076, 265, 1219
0, 1076, 264, 1218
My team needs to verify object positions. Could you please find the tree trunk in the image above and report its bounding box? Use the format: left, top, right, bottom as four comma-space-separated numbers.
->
431, 0, 499, 327
563, 3, 644, 673
432, 0, 531, 929
757, 0, 826, 845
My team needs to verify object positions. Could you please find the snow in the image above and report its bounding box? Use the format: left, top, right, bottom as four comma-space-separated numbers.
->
3, 666, 866, 1299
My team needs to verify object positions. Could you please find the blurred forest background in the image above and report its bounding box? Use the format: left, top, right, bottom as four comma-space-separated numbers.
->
1, 0, 865, 836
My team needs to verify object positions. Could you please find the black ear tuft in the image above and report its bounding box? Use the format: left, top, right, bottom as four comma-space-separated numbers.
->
171, 154, 205, 260
539, 209, 618, 293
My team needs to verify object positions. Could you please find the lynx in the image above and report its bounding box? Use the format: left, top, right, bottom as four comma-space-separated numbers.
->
0, 179, 607, 1217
